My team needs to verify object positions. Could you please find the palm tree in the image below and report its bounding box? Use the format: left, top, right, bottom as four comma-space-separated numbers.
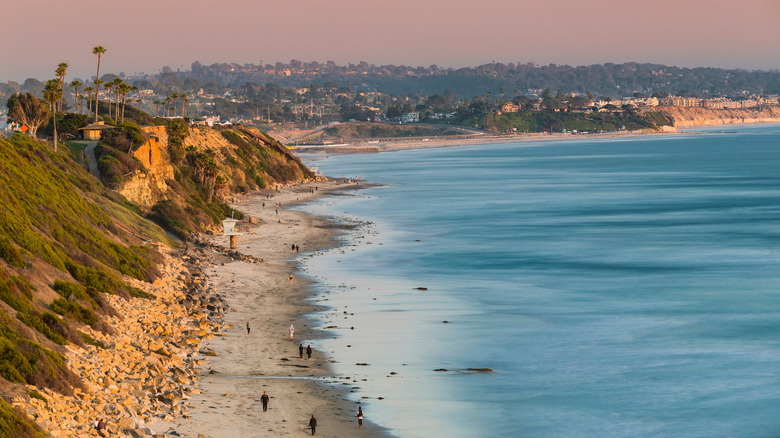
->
112, 78, 123, 119
135, 98, 142, 111
92, 46, 107, 119
119, 82, 131, 122
130, 85, 139, 108
180, 93, 188, 117
104, 80, 113, 118
55, 62, 68, 111
164, 97, 172, 117
170, 93, 179, 117
43, 79, 62, 151
153, 100, 161, 117
93, 79, 104, 117
84, 85, 95, 115
70, 80, 82, 114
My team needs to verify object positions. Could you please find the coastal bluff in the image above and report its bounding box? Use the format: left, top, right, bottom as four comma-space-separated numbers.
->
657, 106, 780, 127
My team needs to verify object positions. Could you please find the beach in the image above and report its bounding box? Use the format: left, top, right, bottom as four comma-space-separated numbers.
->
290, 128, 682, 154
160, 179, 390, 438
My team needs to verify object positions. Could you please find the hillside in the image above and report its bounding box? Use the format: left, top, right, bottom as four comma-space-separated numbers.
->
0, 122, 313, 435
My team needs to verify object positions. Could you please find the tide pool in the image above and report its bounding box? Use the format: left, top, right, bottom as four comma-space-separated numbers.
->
298, 125, 780, 437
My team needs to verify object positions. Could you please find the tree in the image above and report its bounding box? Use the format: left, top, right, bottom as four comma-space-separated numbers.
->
70, 80, 82, 114
153, 100, 161, 117
43, 80, 63, 151
112, 78, 123, 119
84, 85, 95, 115
171, 93, 179, 116
119, 82, 131, 122
180, 93, 188, 117
104, 80, 113, 118
130, 85, 139, 108
92, 46, 107, 118
6, 92, 50, 137
93, 79, 104, 116
55, 62, 68, 111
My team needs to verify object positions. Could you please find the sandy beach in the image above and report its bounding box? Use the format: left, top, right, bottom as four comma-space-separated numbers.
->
158, 179, 391, 438
291, 128, 684, 154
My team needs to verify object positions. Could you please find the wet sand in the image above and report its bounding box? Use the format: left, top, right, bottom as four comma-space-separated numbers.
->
162, 180, 392, 437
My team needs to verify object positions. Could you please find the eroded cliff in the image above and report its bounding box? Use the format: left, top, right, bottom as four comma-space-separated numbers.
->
657, 106, 780, 127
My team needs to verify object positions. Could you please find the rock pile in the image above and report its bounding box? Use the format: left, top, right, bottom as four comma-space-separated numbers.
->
13, 249, 225, 438
192, 235, 263, 264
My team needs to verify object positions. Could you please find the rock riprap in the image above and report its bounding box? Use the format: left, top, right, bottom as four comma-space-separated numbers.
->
12, 249, 225, 438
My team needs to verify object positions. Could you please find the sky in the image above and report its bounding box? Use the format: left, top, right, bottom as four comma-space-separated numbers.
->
2, 0, 779, 82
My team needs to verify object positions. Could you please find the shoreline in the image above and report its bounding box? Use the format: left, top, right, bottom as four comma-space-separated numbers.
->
291, 119, 780, 155
162, 179, 393, 437
293, 129, 683, 154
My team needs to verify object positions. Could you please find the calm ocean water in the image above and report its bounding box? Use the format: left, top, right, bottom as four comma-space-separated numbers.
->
298, 125, 780, 438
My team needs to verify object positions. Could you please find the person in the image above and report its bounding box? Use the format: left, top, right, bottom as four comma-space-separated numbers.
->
262, 202, 265, 208
357, 407, 364, 429
261, 391, 270, 412
246, 321, 251, 334
289, 273, 293, 283
96, 419, 107, 437
296, 244, 300, 253
308, 414, 317, 435
306, 344, 312, 360
289, 324, 295, 340
292, 243, 296, 253
299, 343, 304, 360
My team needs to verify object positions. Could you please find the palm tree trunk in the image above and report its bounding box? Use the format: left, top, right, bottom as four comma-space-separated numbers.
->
95, 57, 101, 119
121, 92, 127, 122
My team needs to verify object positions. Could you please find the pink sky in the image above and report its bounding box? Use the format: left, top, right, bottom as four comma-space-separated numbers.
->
3, 0, 779, 82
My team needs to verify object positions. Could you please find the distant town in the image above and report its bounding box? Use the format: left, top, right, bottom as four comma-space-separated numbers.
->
3, 60, 779, 135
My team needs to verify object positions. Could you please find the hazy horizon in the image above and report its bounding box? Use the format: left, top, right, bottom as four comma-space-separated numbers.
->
2, 0, 779, 83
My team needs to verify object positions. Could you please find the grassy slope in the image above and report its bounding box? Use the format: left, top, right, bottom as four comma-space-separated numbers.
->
0, 132, 166, 433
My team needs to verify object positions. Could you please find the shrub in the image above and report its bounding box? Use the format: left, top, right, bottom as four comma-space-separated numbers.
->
77, 330, 104, 348
128, 287, 156, 300
0, 236, 25, 268
16, 312, 67, 345
0, 397, 48, 437
28, 390, 47, 403
49, 298, 97, 326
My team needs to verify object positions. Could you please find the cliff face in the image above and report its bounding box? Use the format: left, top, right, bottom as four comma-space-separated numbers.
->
657, 106, 780, 127
121, 126, 175, 207
119, 125, 311, 208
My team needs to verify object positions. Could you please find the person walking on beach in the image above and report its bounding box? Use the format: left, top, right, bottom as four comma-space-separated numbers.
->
299, 343, 304, 360
246, 321, 251, 334
306, 344, 313, 360
308, 414, 317, 435
296, 244, 300, 253
357, 407, 364, 429
289, 273, 293, 283
292, 243, 296, 253
289, 324, 295, 340
261, 391, 270, 412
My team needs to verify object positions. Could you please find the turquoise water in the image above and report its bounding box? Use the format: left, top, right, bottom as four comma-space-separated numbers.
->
298, 125, 780, 438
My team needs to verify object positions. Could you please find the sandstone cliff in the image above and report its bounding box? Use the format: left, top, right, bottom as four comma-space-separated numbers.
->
657, 106, 780, 127
120, 125, 311, 208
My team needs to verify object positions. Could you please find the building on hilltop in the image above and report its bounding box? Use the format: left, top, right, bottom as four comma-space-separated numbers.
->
78, 121, 114, 140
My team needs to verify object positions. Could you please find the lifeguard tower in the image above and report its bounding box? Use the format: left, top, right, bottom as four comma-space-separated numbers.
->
221, 217, 242, 249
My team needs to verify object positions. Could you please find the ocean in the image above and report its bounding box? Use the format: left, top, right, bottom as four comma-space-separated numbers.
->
298, 124, 780, 438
